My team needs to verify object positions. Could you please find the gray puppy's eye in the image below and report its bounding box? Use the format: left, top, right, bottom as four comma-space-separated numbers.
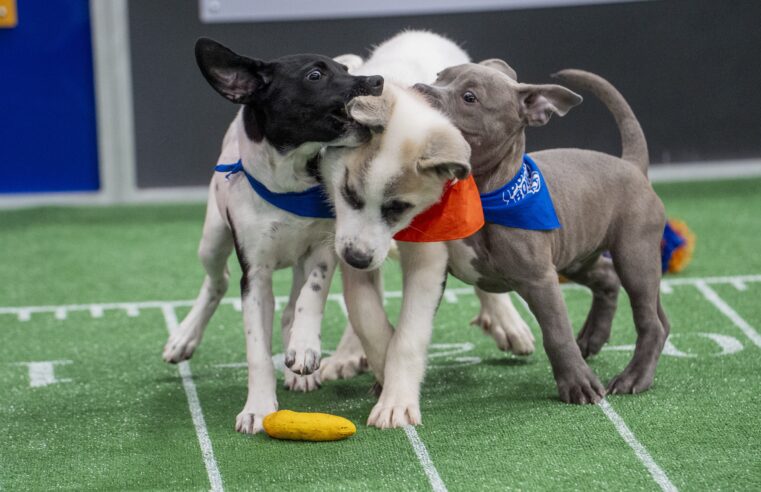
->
307, 69, 323, 81
463, 91, 477, 103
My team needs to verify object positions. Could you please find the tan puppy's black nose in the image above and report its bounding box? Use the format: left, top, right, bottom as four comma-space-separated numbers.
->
342, 246, 373, 270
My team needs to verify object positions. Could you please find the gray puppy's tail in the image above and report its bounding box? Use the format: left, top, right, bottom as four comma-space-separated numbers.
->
552, 69, 649, 176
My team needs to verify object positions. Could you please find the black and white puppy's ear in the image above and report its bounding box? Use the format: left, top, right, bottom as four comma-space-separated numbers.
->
195, 37, 268, 104
479, 58, 518, 80
418, 127, 472, 181
347, 92, 395, 132
517, 83, 582, 127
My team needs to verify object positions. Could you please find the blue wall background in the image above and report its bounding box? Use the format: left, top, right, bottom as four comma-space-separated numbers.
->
0, 0, 99, 194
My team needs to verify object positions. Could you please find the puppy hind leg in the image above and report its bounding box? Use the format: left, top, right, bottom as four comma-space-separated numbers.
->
471, 288, 535, 355
320, 321, 369, 381
565, 255, 621, 359
163, 190, 233, 363
607, 236, 667, 395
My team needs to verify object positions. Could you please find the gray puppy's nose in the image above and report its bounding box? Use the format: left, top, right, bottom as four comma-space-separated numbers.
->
342, 246, 373, 270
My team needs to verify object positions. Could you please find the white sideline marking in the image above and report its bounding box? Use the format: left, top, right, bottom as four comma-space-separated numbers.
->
694, 281, 761, 348
161, 305, 224, 492
598, 399, 677, 492
403, 425, 447, 492
660, 283, 673, 294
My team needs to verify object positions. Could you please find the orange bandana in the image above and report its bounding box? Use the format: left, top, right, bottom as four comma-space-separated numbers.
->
394, 175, 485, 242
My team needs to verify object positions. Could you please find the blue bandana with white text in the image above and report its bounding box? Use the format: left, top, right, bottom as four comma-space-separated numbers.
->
479, 154, 561, 230
214, 159, 334, 219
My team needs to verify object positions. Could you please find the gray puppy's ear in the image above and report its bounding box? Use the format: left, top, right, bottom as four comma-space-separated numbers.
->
195, 37, 269, 104
347, 92, 395, 132
517, 83, 583, 127
418, 127, 472, 180
479, 58, 518, 80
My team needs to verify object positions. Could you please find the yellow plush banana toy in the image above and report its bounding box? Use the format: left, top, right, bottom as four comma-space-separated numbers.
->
263, 410, 356, 441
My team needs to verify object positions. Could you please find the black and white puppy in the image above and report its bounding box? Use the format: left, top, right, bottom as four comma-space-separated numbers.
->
162, 38, 383, 434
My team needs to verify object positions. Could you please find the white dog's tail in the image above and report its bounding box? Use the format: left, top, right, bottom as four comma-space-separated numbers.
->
552, 69, 649, 176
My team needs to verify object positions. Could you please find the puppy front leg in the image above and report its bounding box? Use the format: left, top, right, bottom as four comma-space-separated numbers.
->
368, 241, 448, 429
517, 274, 605, 404
284, 246, 336, 379
340, 265, 394, 385
280, 261, 321, 392
236, 266, 278, 434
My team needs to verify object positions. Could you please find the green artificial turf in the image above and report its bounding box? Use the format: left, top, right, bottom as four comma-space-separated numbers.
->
1, 177, 760, 490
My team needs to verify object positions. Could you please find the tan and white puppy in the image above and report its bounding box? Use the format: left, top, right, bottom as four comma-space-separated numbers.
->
319, 32, 534, 385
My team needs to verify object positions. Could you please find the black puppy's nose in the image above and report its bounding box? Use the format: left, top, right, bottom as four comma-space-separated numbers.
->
364, 75, 384, 95
343, 246, 373, 270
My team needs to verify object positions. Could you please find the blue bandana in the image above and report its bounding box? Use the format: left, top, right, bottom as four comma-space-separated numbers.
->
479, 154, 561, 230
215, 159, 334, 219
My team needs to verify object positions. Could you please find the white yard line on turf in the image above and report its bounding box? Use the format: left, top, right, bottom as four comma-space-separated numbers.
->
4, 273, 761, 318
404, 425, 447, 492
598, 400, 677, 492
694, 280, 761, 348
161, 304, 224, 492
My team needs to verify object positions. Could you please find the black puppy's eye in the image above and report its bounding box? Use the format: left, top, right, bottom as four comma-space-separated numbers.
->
341, 181, 364, 210
307, 69, 323, 81
381, 200, 413, 224
463, 91, 478, 103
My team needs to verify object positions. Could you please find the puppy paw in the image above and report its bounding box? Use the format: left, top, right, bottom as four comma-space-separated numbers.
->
607, 367, 655, 395
284, 347, 321, 376
367, 400, 422, 429
235, 402, 277, 434
162, 328, 202, 364
284, 367, 322, 392
556, 365, 606, 404
320, 353, 369, 381
471, 303, 535, 355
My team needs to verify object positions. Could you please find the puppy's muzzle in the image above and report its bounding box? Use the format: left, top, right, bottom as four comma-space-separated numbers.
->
352, 75, 384, 97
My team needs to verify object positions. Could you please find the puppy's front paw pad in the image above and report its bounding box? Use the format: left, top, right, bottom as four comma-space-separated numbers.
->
367, 402, 421, 429
557, 366, 606, 404
320, 354, 369, 381
471, 307, 535, 356
607, 368, 654, 395
235, 412, 264, 435
284, 348, 321, 376
284, 368, 322, 392
162, 329, 201, 364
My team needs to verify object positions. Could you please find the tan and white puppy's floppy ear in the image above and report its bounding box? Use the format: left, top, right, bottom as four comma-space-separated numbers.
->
517, 83, 583, 127
417, 126, 472, 180
333, 53, 364, 73
479, 58, 518, 80
347, 91, 396, 132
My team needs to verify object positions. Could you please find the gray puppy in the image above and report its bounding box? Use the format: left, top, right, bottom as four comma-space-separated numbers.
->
417, 63, 669, 403
331, 62, 669, 425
